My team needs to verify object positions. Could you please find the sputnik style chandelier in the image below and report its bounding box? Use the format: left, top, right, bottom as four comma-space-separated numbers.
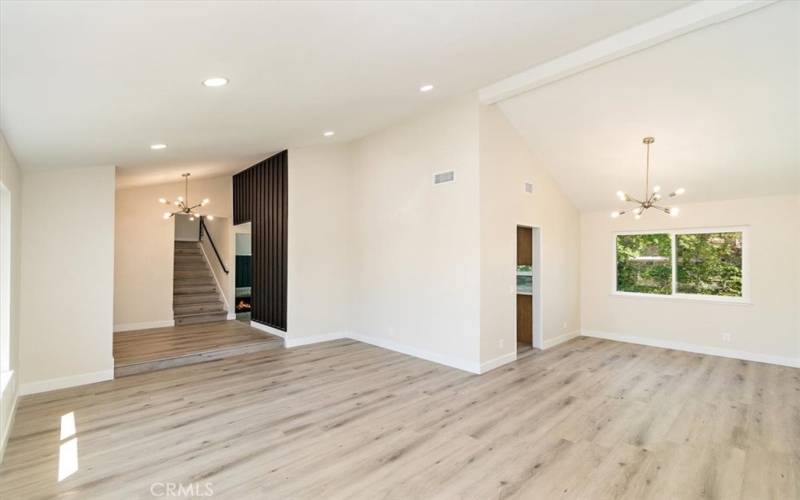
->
158, 173, 213, 221
611, 137, 685, 219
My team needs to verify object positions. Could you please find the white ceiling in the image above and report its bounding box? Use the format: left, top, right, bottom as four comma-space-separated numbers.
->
0, 0, 690, 187
497, 0, 799, 211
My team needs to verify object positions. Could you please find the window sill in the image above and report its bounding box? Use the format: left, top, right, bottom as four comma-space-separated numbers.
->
611, 292, 752, 305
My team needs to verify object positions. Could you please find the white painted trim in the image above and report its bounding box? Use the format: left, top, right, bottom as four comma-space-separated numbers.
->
480, 351, 517, 374
250, 320, 286, 339
516, 224, 544, 349
19, 368, 115, 396
611, 291, 753, 305
582, 330, 800, 368
0, 372, 17, 464
349, 332, 481, 374
226, 312, 236, 320
480, 0, 776, 103
612, 226, 751, 303
542, 330, 581, 350
114, 319, 175, 332
285, 332, 347, 348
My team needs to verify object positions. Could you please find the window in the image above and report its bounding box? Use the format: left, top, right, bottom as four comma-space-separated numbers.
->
614, 227, 748, 302
616, 233, 672, 295
516, 265, 533, 294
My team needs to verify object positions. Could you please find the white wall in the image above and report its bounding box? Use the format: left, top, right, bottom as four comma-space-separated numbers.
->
174, 214, 200, 241
285, 145, 352, 345
199, 215, 233, 314
581, 194, 800, 365
19, 165, 116, 394
479, 105, 582, 365
115, 175, 232, 330
0, 132, 22, 460
348, 96, 482, 370
235, 233, 251, 256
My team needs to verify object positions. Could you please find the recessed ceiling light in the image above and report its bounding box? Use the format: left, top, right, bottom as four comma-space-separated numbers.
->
323, 131, 335, 137
150, 144, 167, 150
419, 84, 434, 92
202, 77, 229, 87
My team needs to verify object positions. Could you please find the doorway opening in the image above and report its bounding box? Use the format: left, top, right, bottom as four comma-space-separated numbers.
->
234, 224, 252, 323
516, 225, 542, 356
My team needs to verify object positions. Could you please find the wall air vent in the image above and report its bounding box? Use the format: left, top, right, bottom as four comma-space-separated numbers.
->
433, 170, 455, 185
524, 181, 534, 194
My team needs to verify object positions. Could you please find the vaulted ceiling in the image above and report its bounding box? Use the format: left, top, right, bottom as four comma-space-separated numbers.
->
0, 0, 688, 187
496, 0, 799, 211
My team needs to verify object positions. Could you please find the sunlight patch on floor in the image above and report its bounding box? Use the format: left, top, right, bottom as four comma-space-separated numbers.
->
58, 412, 78, 481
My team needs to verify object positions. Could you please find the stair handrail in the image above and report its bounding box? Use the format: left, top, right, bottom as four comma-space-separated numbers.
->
199, 217, 229, 274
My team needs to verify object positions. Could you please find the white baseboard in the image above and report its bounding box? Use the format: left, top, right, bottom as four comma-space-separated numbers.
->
250, 321, 286, 338
226, 312, 236, 320
114, 319, 175, 332
285, 332, 346, 348
582, 330, 800, 368
0, 373, 18, 464
349, 332, 481, 374
20, 368, 115, 396
480, 351, 517, 374
542, 330, 581, 350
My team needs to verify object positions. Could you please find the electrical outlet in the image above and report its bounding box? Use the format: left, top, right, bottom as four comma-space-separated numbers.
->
562, 321, 568, 330
499, 339, 505, 349
721, 332, 732, 343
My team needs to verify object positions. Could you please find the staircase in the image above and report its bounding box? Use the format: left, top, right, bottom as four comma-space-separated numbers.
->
173, 241, 228, 325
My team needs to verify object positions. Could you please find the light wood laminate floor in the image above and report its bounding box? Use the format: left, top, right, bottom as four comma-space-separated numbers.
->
113, 321, 282, 376
1, 337, 798, 499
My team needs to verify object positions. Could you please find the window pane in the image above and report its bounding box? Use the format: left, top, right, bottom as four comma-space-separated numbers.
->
676, 232, 742, 297
616, 234, 672, 294
516, 265, 532, 294
516, 275, 533, 294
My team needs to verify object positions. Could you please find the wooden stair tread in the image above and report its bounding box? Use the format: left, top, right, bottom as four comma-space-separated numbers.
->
172, 240, 227, 326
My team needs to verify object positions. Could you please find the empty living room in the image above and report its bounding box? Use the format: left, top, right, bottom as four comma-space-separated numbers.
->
0, 1, 798, 498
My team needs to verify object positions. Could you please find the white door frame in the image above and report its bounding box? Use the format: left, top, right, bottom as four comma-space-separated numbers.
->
516, 224, 543, 350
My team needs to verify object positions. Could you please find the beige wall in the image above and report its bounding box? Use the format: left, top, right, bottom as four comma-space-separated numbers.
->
281, 98, 582, 373
581, 194, 800, 364
174, 214, 200, 241
479, 105, 582, 365
285, 145, 352, 344
20, 165, 116, 393
348, 96, 482, 370
114, 175, 233, 330
0, 132, 22, 460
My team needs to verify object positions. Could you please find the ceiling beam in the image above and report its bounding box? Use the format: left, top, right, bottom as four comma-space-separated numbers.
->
479, 0, 777, 105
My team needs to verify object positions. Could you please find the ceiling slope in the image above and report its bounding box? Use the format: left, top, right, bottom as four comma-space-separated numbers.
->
496, 0, 799, 211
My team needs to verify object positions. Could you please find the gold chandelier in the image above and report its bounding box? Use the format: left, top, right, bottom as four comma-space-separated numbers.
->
611, 137, 685, 219
158, 173, 213, 221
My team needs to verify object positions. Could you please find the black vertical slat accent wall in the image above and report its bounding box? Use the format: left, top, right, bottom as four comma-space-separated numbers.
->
232, 150, 288, 331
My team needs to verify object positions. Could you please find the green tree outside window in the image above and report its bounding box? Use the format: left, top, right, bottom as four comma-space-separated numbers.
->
616, 234, 672, 294
616, 230, 744, 298
676, 232, 742, 297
